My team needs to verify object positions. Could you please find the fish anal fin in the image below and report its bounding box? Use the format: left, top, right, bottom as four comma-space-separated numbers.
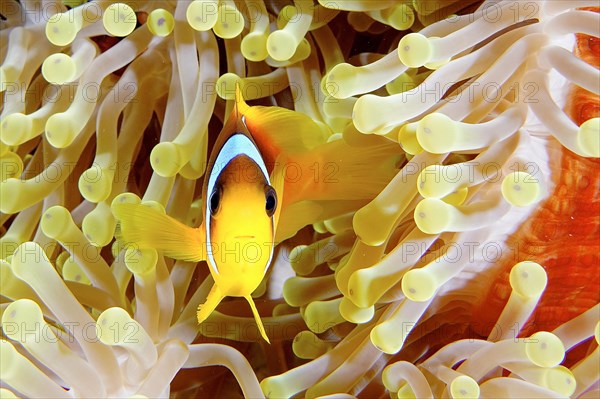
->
244, 295, 270, 344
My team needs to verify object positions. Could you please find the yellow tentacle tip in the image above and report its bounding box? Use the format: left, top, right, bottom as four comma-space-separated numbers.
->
325, 63, 358, 99
414, 198, 452, 234
40, 206, 71, 240
443, 187, 469, 206
339, 297, 374, 323
544, 366, 577, 397
397, 384, 417, 399
2, 299, 45, 342
62, 257, 91, 284
292, 330, 333, 359
82, 210, 115, 247
103, 3, 137, 37
147, 9, 174, 37
267, 30, 297, 61
578, 117, 599, 157
186, 0, 218, 31
509, 261, 547, 298
398, 123, 423, 155
96, 307, 149, 347
384, 4, 415, 31
0, 151, 23, 181
501, 172, 541, 207
387, 73, 417, 95
416, 113, 457, 154
450, 375, 480, 399
525, 331, 565, 368
45, 113, 77, 148
150, 142, 182, 177
46, 12, 80, 46
42, 53, 76, 85
213, 3, 244, 39
241, 32, 269, 61
217, 73, 242, 100
402, 268, 437, 302
125, 247, 158, 275
370, 321, 404, 355
78, 164, 113, 203
112, 192, 142, 209
398, 33, 432, 68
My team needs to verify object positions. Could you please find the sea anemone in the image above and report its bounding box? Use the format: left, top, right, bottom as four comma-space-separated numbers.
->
0, 0, 599, 398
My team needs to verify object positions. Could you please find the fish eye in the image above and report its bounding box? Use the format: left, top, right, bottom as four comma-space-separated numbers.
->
265, 186, 277, 217
210, 186, 222, 216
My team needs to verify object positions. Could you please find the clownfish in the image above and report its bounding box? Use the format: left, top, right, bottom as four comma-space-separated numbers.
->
113, 86, 400, 342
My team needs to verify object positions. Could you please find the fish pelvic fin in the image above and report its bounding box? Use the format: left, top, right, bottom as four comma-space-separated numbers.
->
197, 284, 225, 324
113, 202, 206, 262
244, 295, 270, 344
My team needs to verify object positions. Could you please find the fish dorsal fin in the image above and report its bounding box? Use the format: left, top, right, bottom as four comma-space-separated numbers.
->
242, 106, 330, 164
235, 83, 249, 116
233, 86, 331, 167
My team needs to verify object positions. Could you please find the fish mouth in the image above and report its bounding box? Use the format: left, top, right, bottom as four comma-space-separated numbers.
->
234, 235, 256, 239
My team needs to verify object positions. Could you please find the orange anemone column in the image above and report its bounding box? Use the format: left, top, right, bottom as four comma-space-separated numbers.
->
474, 7, 600, 342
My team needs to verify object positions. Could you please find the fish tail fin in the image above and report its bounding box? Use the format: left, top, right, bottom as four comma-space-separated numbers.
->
197, 284, 225, 324
244, 295, 270, 343
285, 137, 401, 203
112, 202, 206, 262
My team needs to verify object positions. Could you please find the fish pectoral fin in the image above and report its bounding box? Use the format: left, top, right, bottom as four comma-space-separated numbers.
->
244, 295, 270, 344
197, 284, 225, 324
112, 202, 206, 262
